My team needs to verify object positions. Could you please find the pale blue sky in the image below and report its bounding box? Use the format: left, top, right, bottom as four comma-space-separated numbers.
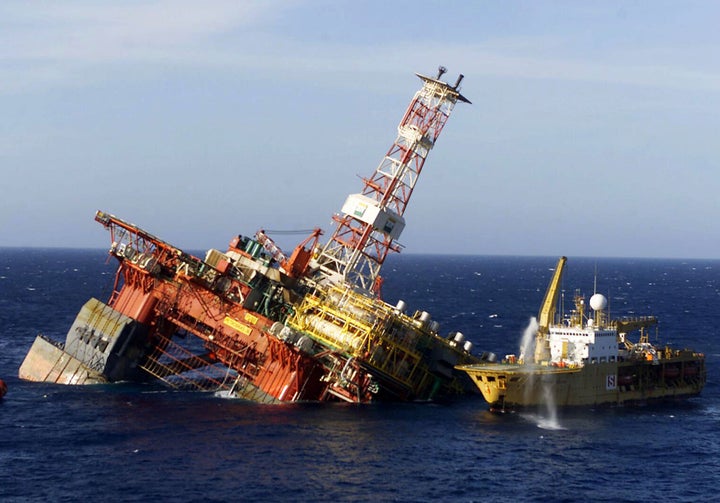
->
1, 1, 718, 258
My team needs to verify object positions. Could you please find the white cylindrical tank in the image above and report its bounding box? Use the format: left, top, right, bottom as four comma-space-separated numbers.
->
463, 340, 473, 353
395, 299, 407, 313
453, 332, 465, 344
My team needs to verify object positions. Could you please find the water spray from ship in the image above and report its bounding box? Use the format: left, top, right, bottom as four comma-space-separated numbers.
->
518, 317, 538, 364
517, 318, 563, 428
536, 381, 563, 430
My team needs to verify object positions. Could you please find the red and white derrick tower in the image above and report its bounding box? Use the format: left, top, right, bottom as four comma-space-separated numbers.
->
312, 67, 470, 293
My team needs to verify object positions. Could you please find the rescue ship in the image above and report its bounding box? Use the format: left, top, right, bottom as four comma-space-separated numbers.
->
19, 67, 482, 403
456, 257, 706, 411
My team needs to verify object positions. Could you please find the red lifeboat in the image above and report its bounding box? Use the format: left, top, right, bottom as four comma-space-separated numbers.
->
0, 379, 7, 399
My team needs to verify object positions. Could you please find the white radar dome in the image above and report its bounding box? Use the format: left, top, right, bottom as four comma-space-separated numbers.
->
590, 293, 608, 311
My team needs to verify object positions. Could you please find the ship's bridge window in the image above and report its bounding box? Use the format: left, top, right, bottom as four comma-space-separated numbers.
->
610, 356, 616, 362
590, 358, 597, 364
600, 357, 606, 363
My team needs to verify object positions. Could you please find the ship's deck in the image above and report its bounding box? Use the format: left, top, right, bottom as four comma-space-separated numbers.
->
456, 362, 582, 375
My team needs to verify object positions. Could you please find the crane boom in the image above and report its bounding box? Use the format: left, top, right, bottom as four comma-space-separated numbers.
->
537, 256, 567, 331
534, 256, 567, 363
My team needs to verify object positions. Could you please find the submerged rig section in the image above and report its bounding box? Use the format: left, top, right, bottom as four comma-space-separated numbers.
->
19, 67, 481, 403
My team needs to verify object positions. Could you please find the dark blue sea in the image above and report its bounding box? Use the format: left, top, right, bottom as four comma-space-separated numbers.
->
1, 249, 718, 502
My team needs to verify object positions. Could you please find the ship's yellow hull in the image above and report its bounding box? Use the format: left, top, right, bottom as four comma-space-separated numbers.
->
457, 352, 705, 410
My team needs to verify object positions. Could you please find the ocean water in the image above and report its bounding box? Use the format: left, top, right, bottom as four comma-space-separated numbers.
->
1, 249, 718, 502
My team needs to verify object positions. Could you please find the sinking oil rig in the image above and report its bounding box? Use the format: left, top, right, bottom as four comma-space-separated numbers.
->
20, 67, 482, 403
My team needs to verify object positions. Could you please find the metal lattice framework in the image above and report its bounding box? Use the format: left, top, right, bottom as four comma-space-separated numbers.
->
313, 67, 470, 292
